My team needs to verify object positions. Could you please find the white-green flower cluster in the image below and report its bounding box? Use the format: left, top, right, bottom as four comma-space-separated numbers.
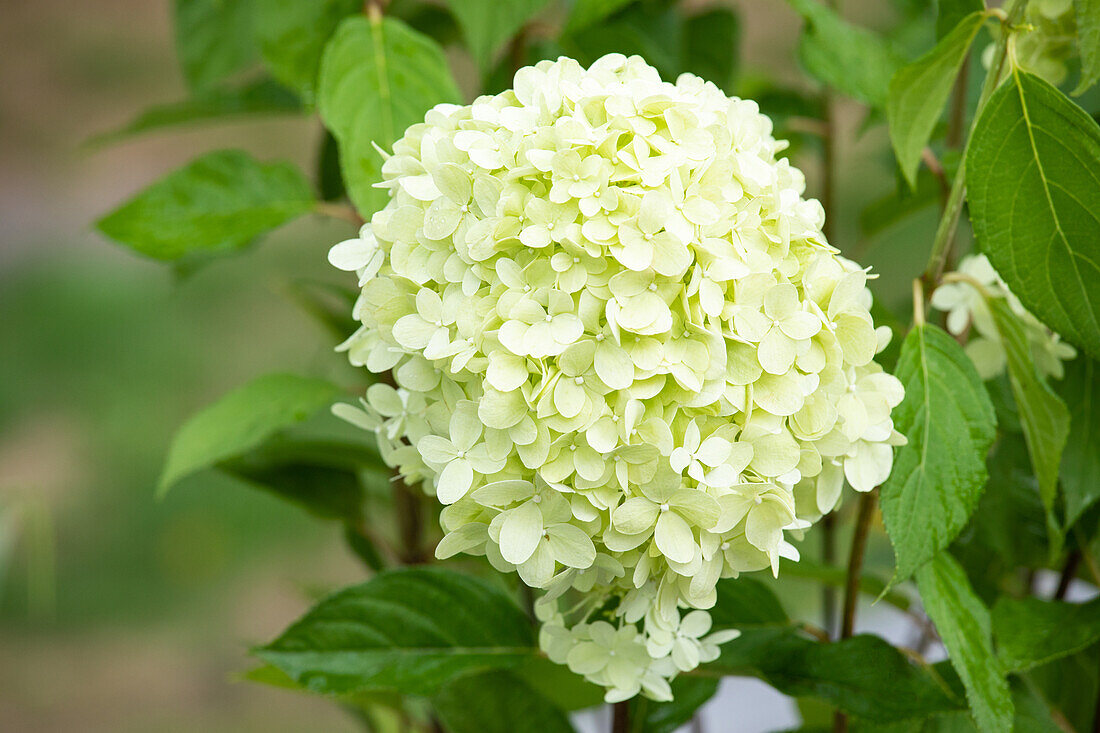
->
329, 54, 903, 701
983, 0, 1077, 85
931, 253, 1076, 380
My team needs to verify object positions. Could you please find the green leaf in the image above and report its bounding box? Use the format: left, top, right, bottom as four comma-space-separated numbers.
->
257, 567, 536, 696
563, 0, 635, 34
860, 168, 943, 237
88, 78, 301, 145
1074, 0, 1100, 94
253, 0, 358, 102
446, 0, 550, 73
880, 324, 997, 581
683, 8, 740, 92
936, 0, 984, 39
1058, 356, 1100, 528
219, 436, 387, 522
174, 0, 257, 91
318, 15, 461, 217
967, 69, 1100, 361
780, 559, 913, 611
707, 630, 963, 722
785, 0, 906, 108
916, 552, 1013, 733
1026, 645, 1100, 732
630, 676, 718, 733
710, 575, 789, 627
985, 299, 1070, 528
992, 594, 1100, 672
887, 11, 986, 188
509, 656, 605, 712
96, 149, 314, 262
432, 670, 575, 733
158, 373, 342, 493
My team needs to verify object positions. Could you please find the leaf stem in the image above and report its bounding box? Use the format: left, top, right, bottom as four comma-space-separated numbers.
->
315, 201, 365, 226
1053, 550, 1080, 600
921, 0, 1026, 292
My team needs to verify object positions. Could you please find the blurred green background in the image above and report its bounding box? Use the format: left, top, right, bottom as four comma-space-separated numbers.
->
0, 0, 936, 730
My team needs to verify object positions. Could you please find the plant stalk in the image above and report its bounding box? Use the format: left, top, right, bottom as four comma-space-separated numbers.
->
612, 700, 630, 733
833, 489, 878, 733
921, 0, 1025, 292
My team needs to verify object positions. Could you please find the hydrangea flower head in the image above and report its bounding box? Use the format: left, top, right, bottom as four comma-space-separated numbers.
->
330, 54, 904, 700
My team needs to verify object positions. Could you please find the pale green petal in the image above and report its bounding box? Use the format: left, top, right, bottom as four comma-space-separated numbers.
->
435, 523, 488, 559
655, 511, 695, 563
757, 329, 796, 375
613, 497, 659, 534
547, 523, 596, 568
418, 435, 458, 465
594, 341, 634, 390
499, 500, 544, 564
436, 458, 474, 504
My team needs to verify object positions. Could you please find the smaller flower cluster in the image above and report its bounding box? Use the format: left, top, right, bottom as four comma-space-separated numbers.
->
931, 253, 1076, 380
983, 0, 1077, 85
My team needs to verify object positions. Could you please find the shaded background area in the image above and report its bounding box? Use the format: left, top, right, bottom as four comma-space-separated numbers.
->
0, 0, 935, 730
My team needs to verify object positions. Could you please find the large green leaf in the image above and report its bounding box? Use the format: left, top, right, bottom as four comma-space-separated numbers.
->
683, 8, 740, 92
785, 0, 906, 108
174, 0, 257, 91
887, 11, 986, 188
916, 552, 1013, 733
90, 78, 301, 145
986, 299, 1070, 528
880, 324, 997, 581
253, 0, 358, 102
562, 2, 683, 82
318, 15, 461, 216
630, 676, 719, 733
158, 373, 341, 493
936, 0, 984, 39
1058, 356, 1100, 528
967, 69, 1100, 360
1026, 645, 1100, 732
446, 0, 551, 73
1074, 0, 1100, 94
432, 670, 575, 733
992, 595, 1100, 672
96, 149, 314, 262
257, 568, 536, 696
706, 630, 963, 722
710, 575, 789, 627
563, 0, 635, 34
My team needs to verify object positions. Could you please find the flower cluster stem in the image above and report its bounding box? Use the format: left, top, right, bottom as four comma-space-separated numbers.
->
612, 700, 630, 733
922, 0, 1025, 293
833, 489, 878, 733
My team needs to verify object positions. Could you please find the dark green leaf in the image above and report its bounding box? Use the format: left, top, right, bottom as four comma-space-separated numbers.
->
509, 656, 605, 712
219, 436, 385, 522
1025, 645, 1100, 732
96, 149, 314, 262
432, 670, 575, 733
445, 0, 550, 73
563, 2, 683, 81
1075, 0, 1100, 94
253, 0, 358, 102
880, 324, 997, 581
318, 15, 461, 217
683, 8, 740, 92
630, 676, 718, 733
257, 568, 536, 696
563, 0, 635, 34
710, 575, 789, 627
174, 0, 257, 91
986, 299, 1070, 530
780, 560, 913, 611
992, 594, 1100, 672
887, 11, 985, 188
968, 69, 1100, 360
706, 629, 963, 722
158, 373, 341, 493
317, 131, 346, 202
936, 0, 984, 39
89, 78, 301, 145
1058, 356, 1100, 528
786, 0, 906, 108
